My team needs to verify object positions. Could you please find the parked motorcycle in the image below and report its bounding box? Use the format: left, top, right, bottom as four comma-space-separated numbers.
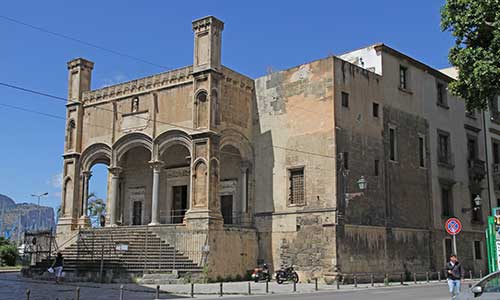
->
251, 263, 271, 282
275, 266, 299, 284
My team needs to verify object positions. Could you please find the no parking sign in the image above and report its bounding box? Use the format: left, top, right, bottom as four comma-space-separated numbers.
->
445, 218, 462, 235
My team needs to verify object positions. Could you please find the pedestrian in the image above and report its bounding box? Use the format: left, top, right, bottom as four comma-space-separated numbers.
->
100, 214, 106, 227
446, 254, 464, 298
51, 252, 64, 284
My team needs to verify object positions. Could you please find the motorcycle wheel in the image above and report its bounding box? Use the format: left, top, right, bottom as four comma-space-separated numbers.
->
276, 273, 284, 284
291, 272, 299, 283
254, 277, 259, 283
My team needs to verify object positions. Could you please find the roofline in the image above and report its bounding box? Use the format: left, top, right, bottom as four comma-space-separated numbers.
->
373, 44, 454, 82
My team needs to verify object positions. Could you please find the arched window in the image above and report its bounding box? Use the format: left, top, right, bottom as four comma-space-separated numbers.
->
212, 89, 220, 125
196, 90, 208, 103
67, 119, 76, 150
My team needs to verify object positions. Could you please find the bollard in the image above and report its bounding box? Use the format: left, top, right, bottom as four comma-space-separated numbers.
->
400, 273, 404, 285
370, 274, 374, 287
191, 283, 194, 298
480, 270, 483, 278
219, 282, 223, 297
156, 285, 160, 299
26, 289, 30, 300
266, 280, 269, 293
413, 273, 417, 284
76, 287, 80, 300
354, 274, 358, 288
470, 270, 473, 280
120, 284, 124, 300
438, 271, 441, 282
293, 280, 297, 292
315, 278, 318, 291
426, 272, 429, 283
248, 282, 251, 295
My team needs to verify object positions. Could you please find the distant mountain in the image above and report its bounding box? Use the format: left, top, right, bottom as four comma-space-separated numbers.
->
0, 194, 55, 243
0, 194, 16, 210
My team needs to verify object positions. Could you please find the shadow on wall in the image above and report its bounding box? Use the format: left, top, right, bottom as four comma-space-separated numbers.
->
253, 121, 276, 273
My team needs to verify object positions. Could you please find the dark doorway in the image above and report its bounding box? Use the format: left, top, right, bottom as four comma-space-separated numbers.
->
221, 195, 233, 224
172, 185, 188, 224
132, 201, 142, 225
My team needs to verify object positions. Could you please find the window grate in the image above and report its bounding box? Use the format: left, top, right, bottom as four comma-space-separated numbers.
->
289, 168, 305, 205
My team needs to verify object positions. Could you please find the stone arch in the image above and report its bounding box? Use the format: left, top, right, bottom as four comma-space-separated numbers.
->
113, 132, 153, 164
80, 143, 112, 172
66, 119, 76, 150
155, 129, 192, 158
194, 89, 209, 128
192, 158, 208, 207
211, 89, 220, 126
220, 129, 254, 161
62, 176, 73, 216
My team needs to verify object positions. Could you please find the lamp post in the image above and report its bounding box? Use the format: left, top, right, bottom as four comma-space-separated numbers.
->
31, 192, 48, 231
461, 194, 482, 213
338, 153, 368, 211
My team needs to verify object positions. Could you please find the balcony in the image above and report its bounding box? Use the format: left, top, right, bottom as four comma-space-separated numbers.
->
491, 111, 500, 125
493, 163, 500, 191
468, 159, 486, 182
437, 151, 454, 169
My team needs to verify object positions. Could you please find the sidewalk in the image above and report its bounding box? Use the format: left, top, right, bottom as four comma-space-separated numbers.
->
0, 271, 475, 300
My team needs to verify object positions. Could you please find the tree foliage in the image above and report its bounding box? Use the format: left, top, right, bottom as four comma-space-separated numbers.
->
87, 192, 106, 228
441, 0, 500, 110
0, 238, 18, 266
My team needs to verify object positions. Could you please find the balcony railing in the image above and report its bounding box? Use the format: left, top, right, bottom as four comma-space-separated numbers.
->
493, 163, 500, 191
468, 158, 486, 181
437, 151, 454, 168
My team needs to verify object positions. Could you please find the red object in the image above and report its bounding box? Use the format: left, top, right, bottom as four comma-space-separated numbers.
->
445, 218, 462, 235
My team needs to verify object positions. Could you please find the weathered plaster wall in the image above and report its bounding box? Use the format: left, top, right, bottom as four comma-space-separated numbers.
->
253, 58, 337, 280
207, 228, 258, 278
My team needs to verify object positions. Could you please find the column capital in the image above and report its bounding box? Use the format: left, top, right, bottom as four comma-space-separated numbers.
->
240, 161, 251, 172
108, 166, 123, 176
81, 170, 92, 179
149, 160, 164, 171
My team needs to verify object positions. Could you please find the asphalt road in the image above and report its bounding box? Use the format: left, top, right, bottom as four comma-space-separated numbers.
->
202, 283, 452, 300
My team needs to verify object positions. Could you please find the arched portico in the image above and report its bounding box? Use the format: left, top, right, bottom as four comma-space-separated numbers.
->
219, 130, 254, 226
78, 143, 112, 226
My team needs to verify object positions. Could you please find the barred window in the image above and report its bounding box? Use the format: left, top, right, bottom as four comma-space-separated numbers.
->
288, 168, 305, 205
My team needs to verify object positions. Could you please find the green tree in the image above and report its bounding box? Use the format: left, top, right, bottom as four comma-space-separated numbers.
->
87, 192, 106, 228
0, 238, 18, 266
441, 0, 500, 111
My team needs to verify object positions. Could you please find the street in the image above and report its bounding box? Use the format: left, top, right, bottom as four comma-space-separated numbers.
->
0, 272, 457, 300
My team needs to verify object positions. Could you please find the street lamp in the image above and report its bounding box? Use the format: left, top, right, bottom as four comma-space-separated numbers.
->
338, 153, 367, 208
357, 176, 368, 191
461, 194, 482, 213
31, 192, 48, 231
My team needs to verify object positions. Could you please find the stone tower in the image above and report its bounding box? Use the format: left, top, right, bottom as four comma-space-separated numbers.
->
186, 16, 225, 228
57, 58, 94, 235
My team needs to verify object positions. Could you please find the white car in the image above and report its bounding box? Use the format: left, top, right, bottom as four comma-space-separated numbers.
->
457, 271, 500, 299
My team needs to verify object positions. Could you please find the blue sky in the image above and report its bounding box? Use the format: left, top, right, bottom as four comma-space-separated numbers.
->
0, 0, 452, 211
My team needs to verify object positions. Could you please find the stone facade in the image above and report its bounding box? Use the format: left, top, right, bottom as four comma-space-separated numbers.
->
56, 16, 488, 281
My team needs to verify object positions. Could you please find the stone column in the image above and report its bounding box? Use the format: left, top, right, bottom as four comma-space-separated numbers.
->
240, 164, 248, 214
81, 171, 92, 217
149, 161, 164, 225
108, 166, 122, 227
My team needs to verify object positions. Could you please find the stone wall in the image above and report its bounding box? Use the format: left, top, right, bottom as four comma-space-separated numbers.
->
207, 227, 258, 279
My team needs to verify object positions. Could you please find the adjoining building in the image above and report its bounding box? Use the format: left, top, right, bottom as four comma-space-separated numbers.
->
54, 16, 488, 282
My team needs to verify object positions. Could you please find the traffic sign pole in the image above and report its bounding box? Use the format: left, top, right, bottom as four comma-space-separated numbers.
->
452, 234, 457, 256
445, 218, 462, 256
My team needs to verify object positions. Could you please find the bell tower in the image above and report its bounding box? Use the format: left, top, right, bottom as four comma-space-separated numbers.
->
192, 16, 224, 73
186, 16, 225, 228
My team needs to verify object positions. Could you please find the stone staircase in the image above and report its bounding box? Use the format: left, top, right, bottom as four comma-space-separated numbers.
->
26, 226, 202, 280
